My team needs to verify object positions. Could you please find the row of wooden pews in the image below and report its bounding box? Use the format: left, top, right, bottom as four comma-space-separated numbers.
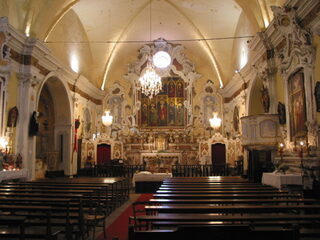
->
0, 176, 129, 240
129, 176, 320, 240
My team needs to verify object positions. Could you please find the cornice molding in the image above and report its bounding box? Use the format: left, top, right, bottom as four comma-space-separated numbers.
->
0, 17, 105, 103
220, 0, 319, 101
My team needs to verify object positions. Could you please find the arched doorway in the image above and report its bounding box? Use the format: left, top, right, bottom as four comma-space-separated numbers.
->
97, 144, 111, 165
35, 76, 72, 178
211, 143, 226, 175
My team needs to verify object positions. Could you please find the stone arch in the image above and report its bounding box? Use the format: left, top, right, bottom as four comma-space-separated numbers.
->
36, 75, 73, 176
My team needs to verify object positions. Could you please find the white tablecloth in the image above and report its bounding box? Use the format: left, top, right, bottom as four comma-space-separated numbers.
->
132, 172, 172, 187
0, 169, 28, 182
262, 172, 302, 189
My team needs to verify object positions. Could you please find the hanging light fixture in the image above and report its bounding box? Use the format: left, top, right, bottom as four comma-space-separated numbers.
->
102, 111, 113, 127
153, 50, 171, 69
139, 59, 162, 99
138, 0, 162, 99
209, 112, 222, 129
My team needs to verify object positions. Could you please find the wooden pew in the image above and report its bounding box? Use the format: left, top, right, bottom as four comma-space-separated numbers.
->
159, 186, 277, 190
135, 213, 320, 225
131, 176, 319, 240
31, 176, 129, 208
0, 205, 61, 239
156, 189, 289, 194
153, 193, 302, 199
0, 192, 84, 239
148, 197, 317, 205
0, 216, 26, 240
5, 181, 113, 212
163, 177, 249, 183
0, 177, 129, 240
145, 204, 320, 214
130, 224, 297, 240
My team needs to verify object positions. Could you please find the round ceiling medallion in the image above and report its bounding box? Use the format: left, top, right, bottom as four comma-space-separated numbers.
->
152, 51, 171, 69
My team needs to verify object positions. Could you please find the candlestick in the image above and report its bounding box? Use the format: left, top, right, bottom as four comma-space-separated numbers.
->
279, 143, 284, 161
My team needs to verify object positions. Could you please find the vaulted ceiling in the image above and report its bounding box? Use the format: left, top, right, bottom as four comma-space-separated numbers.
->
0, 0, 286, 90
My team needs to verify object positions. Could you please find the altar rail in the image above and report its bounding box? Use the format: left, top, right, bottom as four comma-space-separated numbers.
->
77, 164, 146, 178
172, 165, 229, 177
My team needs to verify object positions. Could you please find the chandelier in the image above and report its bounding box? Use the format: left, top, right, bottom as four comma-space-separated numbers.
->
139, 59, 162, 99
209, 112, 222, 129
102, 111, 113, 127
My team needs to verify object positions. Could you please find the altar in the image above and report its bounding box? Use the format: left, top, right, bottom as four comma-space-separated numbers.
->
132, 171, 172, 193
0, 169, 28, 182
141, 152, 180, 173
262, 172, 302, 189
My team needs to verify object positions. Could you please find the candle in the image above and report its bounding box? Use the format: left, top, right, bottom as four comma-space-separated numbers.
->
279, 143, 284, 160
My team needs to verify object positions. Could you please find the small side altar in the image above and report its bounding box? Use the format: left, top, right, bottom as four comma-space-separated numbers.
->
132, 171, 172, 193
0, 169, 28, 182
262, 172, 302, 189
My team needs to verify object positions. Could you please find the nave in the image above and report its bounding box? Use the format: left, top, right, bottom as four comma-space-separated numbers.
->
129, 176, 320, 240
0, 0, 320, 239
1, 170, 320, 240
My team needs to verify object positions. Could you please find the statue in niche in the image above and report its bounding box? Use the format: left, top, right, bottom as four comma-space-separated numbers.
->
83, 108, 91, 134
277, 102, 286, 125
261, 85, 270, 113
113, 98, 122, 124
7, 106, 18, 127
29, 111, 39, 136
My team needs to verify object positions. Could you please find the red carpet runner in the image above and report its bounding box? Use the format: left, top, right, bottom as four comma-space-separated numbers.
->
97, 193, 154, 240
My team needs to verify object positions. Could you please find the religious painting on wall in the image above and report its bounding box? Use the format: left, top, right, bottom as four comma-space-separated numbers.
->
233, 106, 239, 133
139, 77, 186, 128
289, 70, 307, 139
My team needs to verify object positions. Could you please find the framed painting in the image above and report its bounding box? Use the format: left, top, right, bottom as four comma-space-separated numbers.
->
289, 70, 307, 139
139, 77, 186, 128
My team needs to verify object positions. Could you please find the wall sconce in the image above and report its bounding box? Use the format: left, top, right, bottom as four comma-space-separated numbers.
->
0, 137, 8, 153
102, 111, 113, 127
209, 112, 222, 130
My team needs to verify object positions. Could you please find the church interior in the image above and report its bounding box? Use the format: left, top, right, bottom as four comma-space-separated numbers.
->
0, 0, 320, 239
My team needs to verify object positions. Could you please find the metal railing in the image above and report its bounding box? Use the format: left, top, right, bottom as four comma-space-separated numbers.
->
171, 164, 229, 177
77, 164, 146, 178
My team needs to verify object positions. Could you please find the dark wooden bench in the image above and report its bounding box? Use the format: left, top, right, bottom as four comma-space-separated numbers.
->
0, 205, 61, 240
31, 176, 129, 208
0, 215, 26, 240
153, 193, 302, 199
0, 192, 84, 240
156, 189, 289, 194
5, 181, 113, 212
135, 213, 320, 224
148, 197, 318, 205
130, 176, 319, 240
145, 203, 320, 214
158, 186, 277, 190
130, 224, 297, 240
